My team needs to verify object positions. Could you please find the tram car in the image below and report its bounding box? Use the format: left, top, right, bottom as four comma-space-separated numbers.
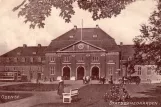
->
0, 71, 21, 81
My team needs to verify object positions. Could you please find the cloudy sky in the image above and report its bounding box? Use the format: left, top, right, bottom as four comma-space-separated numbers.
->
0, 0, 157, 55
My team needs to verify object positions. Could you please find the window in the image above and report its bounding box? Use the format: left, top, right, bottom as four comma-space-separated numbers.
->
147, 67, 151, 75
32, 52, 37, 55
5, 67, 8, 71
128, 56, 132, 61
6, 58, 10, 63
30, 57, 33, 62
50, 66, 55, 75
157, 70, 160, 75
137, 67, 142, 75
109, 67, 113, 75
38, 57, 42, 62
78, 56, 84, 62
64, 56, 70, 62
13, 67, 16, 71
14, 57, 18, 62
92, 56, 99, 62
21, 57, 26, 62
38, 66, 41, 71
50, 57, 55, 62
22, 67, 24, 71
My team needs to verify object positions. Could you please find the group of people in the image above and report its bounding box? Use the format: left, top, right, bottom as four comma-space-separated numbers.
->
99, 76, 106, 84
82, 76, 114, 84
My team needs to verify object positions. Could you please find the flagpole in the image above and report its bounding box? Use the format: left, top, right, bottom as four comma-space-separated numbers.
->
81, 19, 83, 40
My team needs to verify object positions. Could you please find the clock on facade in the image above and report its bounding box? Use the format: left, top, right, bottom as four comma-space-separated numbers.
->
78, 43, 84, 49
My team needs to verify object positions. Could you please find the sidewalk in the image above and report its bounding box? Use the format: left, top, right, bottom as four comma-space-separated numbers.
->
0, 84, 85, 107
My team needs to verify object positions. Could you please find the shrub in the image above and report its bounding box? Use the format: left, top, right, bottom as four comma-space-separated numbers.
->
104, 84, 130, 102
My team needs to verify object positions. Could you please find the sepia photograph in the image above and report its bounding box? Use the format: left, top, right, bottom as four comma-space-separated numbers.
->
0, 0, 161, 107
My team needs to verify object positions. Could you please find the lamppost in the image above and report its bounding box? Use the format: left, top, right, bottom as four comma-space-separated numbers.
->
116, 69, 120, 84
120, 42, 123, 78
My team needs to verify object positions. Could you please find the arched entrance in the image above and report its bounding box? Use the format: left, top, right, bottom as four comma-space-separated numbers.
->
91, 66, 99, 80
62, 66, 70, 80
77, 66, 85, 80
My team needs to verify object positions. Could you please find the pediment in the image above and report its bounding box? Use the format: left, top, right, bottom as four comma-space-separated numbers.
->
57, 41, 105, 52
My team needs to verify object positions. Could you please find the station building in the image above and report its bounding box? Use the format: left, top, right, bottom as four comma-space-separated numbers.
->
0, 25, 160, 82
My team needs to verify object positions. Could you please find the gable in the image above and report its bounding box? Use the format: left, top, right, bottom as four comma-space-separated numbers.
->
45, 27, 118, 52
57, 41, 105, 52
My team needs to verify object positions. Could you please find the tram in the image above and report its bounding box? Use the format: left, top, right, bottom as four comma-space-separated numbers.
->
0, 71, 21, 81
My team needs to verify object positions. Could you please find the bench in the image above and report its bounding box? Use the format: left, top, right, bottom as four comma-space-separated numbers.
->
62, 88, 79, 103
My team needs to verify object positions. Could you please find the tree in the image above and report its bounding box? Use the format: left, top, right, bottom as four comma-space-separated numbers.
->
133, 0, 161, 72
13, 0, 135, 29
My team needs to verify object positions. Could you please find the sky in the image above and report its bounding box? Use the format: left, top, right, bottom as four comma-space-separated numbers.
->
0, 0, 157, 55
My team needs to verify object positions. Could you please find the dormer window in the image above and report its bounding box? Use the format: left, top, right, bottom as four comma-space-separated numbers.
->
69, 35, 74, 38
6, 58, 10, 63
17, 52, 21, 55
93, 34, 97, 38
33, 52, 37, 55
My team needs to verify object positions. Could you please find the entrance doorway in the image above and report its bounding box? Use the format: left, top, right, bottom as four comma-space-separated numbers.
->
77, 66, 85, 80
63, 66, 70, 80
91, 66, 99, 80
37, 73, 41, 80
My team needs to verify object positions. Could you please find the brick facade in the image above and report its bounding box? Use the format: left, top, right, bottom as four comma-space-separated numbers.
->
0, 26, 134, 81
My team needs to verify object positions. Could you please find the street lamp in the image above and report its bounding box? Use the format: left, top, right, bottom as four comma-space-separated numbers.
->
116, 69, 120, 84
120, 42, 123, 78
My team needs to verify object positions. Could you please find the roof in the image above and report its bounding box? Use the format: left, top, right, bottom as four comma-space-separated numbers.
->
45, 27, 119, 52
0, 46, 47, 57
120, 45, 135, 60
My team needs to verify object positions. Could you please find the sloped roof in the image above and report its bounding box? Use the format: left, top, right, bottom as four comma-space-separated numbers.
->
120, 45, 135, 60
45, 27, 119, 52
0, 46, 47, 57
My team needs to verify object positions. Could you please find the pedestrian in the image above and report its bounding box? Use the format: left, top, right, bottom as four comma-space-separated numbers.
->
83, 76, 86, 84
57, 77, 64, 98
102, 77, 106, 84
109, 76, 113, 84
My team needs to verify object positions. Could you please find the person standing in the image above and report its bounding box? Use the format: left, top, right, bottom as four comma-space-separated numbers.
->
83, 76, 86, 84
57, 77, 64, 98
102, 77, 106, 84
109, 76, 113, 84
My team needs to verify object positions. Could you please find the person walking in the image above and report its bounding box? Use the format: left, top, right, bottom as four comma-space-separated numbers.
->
57, 77, 64, 98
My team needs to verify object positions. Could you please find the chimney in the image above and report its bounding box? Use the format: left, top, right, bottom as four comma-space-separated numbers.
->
120, 42, 123, 46
38, 44, 41, 47
74, 25, 77, 30
23, 44, 27, 48
96, 24, 99, 28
